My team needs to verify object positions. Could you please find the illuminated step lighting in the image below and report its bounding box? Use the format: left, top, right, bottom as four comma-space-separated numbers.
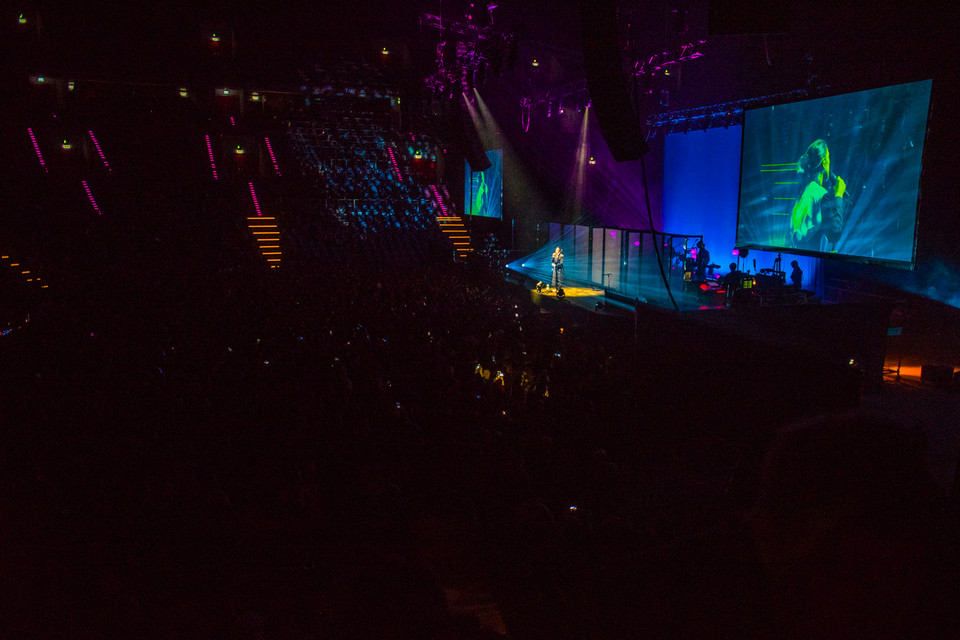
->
88, 130, 111, 171
4, 253, 46, 288
81, 180, 101, 214
246, 183, 280, 266
204, 134, 218, 180
248, 182, 263, 216
430, 185, 449, 215
386, 147, 405, 182
27, 127, 47, 172
264, 137, 281, 176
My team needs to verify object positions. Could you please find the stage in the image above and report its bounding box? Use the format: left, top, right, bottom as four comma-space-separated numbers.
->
506, 265, 729, 316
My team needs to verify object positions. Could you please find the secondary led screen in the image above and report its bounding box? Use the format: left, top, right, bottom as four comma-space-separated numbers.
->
464, 149, 503, 219
736, 79, 932, 268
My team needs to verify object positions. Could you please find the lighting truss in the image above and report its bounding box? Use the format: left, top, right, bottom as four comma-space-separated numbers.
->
419, 11, 511, 96
520, 78, 588, 110
419, 13, 496, 40
644, 89, 813, 141
633, 40, 707, 77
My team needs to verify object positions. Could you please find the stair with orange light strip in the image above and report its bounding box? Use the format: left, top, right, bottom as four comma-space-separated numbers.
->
430, 185, 473, 259
247, 216, 282, 268
436, 215, 474, 259
246, 181, 283, 268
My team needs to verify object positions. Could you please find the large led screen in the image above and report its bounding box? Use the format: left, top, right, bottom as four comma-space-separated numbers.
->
736, 80, 932, 268
464, 149, 503, 219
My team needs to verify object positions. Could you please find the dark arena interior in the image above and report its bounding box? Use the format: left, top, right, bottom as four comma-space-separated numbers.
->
3, 1, 960, 638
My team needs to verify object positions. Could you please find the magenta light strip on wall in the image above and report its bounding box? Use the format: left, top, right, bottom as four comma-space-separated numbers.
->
387, 148, 405, 183
248, 182, 263, 216
264, 137, 281, 176
87, 130, 111, 171
430, 185, 448, 215
81, 180, 101, 214
27, 128, 48, 172
204, 134, 219, 180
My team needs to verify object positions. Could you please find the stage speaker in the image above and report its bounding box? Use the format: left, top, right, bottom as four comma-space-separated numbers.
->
921, 363, 954, 387
579, 0, 648, 162
458, 96, 491, 173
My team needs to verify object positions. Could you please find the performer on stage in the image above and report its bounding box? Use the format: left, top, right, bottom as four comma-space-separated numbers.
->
551, 246, 564, 289
790, 139, 846, 251
694, 240, 710, 281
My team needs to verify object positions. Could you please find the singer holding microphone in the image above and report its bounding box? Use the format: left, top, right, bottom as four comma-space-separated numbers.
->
789, 139, 846, 251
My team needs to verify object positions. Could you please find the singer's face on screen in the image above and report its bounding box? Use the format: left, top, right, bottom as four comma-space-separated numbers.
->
821, 148, 830, 176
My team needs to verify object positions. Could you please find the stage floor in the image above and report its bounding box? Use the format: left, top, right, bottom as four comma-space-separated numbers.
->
509, 267, 723, 315
532, 284, 605, 299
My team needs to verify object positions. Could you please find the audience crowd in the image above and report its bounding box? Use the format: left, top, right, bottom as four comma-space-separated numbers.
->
2, 57, 959, 640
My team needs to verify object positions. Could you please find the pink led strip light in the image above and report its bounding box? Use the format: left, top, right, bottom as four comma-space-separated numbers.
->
27, 128, 48, 172
81, 180, 101, 214
87, 130, 111, 171
248, 182, 263, 216
387, 148, 404, 182
204, 134, 218, 180
264, 137, 281, 176
430, 185, 448, 215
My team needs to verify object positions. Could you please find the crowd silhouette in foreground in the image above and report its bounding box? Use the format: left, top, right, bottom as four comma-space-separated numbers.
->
2, 64, 960, 640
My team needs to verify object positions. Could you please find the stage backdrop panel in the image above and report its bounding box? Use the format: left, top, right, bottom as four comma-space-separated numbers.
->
664, 125, 818, 289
